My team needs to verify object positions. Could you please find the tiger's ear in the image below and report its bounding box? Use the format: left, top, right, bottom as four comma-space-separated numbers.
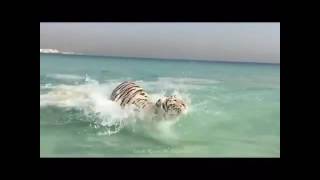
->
156, 99, 162, 107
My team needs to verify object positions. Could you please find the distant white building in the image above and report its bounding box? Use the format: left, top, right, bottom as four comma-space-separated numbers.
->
40, 49, 60, 53
40, 49, 79, 55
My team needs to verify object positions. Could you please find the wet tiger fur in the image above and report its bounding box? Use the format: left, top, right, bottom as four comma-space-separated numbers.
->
110, 81, 155, 113
155, 95, 187, 119
110, 81, 187, 120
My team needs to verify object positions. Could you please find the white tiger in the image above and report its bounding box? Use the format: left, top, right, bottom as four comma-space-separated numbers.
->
110, 81, 187, 120
155, 95, 187, 119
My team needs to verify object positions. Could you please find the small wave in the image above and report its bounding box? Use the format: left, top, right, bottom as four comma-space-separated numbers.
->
40, 83, 53, 89
46, 74, 84, 81
139, 77, 219, 93
158, 77, 220, 85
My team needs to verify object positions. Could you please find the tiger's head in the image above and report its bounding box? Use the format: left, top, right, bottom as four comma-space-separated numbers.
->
155, 95, 187, 120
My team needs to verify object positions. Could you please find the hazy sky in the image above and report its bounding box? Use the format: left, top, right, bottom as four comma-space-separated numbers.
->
40, 23, 280, 63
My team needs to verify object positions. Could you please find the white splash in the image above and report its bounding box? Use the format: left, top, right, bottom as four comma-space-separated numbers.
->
40, 75, 199, 135
47, 74, 84, 80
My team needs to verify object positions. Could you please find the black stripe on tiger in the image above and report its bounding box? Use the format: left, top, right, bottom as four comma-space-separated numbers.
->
135, 98, 146, 107
162, 102, 167, 112
124, 89, 145, 105
165, 98, 170, 110
114, 83, 137, 100
120, 88, 143, 107
116, 85, 139, 103
110, 81, 131, 99
111, 82, 135, 100
114, 85, 139, 102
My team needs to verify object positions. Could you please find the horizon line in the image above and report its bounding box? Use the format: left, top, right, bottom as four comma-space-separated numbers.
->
40, 52, 280, 65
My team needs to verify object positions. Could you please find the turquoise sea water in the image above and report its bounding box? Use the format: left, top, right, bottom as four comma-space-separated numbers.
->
40, 54, 280, 157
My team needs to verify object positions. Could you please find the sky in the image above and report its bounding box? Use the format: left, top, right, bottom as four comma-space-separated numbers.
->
40, 23, 280, 63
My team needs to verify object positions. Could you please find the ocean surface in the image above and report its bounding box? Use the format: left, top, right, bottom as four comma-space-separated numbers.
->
40, 54, 280, 157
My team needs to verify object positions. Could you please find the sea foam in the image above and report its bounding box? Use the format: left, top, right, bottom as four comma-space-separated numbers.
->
40, 75, 195, 135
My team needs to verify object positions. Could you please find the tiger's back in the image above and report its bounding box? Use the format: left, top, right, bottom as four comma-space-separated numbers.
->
110, 81, 152, 110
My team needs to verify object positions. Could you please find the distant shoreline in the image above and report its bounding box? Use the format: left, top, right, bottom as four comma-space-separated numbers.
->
40, 52, 280, 65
